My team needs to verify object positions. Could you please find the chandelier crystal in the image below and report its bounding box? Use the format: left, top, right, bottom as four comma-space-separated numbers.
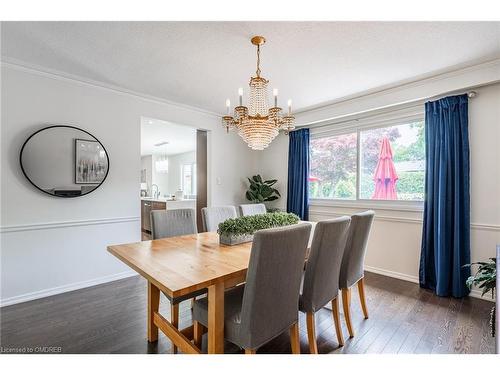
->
222, 36, 295, 150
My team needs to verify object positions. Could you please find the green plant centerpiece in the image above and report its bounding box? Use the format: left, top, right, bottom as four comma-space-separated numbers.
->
465, 258, 496, 337
218, 212, 299, 246
245, 175, 280, 204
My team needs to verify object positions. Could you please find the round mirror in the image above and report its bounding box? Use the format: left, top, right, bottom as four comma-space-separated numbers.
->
20, 125, 109, 197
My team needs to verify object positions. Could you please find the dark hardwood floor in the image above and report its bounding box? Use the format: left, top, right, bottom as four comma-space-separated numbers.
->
0, 272, 495, 354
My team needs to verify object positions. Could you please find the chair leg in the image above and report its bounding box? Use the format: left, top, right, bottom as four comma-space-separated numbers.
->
245, 348, 256, 354
289, 322, 301, 354
357, 277, 369, 319
306, 312, 318, 354
331, 297, 344, 347
171, 303, 179, 353
341, 288, 355, 338
193, 320, 203, 349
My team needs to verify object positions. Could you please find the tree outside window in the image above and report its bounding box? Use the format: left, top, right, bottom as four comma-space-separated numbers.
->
309, 120, 425, 201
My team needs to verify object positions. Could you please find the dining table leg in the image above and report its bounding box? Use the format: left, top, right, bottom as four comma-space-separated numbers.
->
148, 281, 160, 342
207, 282, 225, 354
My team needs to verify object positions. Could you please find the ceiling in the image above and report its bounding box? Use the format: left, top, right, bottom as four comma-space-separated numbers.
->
141, 117, 196, 157
2, 22, 499, 113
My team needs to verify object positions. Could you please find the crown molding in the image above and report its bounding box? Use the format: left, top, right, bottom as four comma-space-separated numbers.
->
296, 58, 500, 115
3, 56, 499, 127
1, 57, 220, 119
295, 58, 500, 126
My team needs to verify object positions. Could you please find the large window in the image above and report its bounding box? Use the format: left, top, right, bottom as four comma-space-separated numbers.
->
309, 120, 425, 201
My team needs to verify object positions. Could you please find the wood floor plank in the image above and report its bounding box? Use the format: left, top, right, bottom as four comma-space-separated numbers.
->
0, 272, 494, 354
341, 277, 409, 354
354, 280, 419, 353
449, 297, 474, 354
411, 294, 451, 353
430, 297, 464, 354
365, 284, 423, 353
397, 290, 442, 353
477, 300, 496, 354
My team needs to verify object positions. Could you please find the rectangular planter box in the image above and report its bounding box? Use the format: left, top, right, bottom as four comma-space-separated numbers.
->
219, 233, 254, 246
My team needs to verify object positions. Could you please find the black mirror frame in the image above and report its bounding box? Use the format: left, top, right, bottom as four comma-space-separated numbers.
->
19, 125, 110, 198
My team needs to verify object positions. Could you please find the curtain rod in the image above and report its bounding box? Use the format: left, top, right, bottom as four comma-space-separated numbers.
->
298, 89, 479, 130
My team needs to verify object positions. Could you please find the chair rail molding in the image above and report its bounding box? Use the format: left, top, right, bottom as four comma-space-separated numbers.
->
309, 209, 500, 232
0, 216, 140, 233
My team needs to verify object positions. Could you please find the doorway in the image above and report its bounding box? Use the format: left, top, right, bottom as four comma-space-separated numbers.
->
140, 117, 207, 239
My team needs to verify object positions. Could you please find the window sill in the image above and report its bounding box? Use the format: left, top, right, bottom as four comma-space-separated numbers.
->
309, 199, 424, 213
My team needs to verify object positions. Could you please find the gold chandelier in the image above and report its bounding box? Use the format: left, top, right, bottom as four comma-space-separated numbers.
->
222, 36, 295, 150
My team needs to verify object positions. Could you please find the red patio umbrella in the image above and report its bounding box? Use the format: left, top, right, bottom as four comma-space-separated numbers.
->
372, 137, 398, 200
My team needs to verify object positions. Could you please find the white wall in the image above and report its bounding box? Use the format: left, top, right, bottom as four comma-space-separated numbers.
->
258, 63, 500, 299
0, 63, 258, 306
255, 135, 289, 210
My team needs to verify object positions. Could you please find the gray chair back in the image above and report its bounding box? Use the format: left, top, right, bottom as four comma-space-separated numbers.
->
239, 203, 267, 216
150, 208, 197, 239
239, 223, 312, 349
201, 206, 237, 232
339, 211, 375, 289
301, 217, 351, 313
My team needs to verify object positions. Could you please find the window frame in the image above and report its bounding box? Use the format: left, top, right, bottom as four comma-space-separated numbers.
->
309, 114, 425, 211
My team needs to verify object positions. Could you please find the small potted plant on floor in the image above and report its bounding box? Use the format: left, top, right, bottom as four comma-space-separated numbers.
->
218, 212, 299, 245
465, 257, 496, 337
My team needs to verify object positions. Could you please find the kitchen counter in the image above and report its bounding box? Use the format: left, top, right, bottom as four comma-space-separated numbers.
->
141, 197, 196, 203
140, 198, 197, 234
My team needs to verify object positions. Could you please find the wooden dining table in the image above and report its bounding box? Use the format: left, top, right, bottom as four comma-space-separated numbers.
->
107, 223, 315, 354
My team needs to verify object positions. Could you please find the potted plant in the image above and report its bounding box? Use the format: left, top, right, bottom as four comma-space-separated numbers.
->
245, 175, 281, 208
218, 212, 299, 245
465, 258, 496, 337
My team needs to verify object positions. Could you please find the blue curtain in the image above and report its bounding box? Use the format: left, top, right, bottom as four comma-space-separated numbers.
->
287, 128, 309, 220
419, 94, 470, 298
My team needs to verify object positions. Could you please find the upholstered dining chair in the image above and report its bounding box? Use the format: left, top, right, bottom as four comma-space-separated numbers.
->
150, 208, 197, 239
192, 223, 312, 354
239, 203, 267, 216
201, 206, 238, 232
150, 208, 205, 353
339, 211, 375, 338
299, 216, 351, 353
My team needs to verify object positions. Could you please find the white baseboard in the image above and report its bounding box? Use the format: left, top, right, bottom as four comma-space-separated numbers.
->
365, 265, 420, 284
0, 270, 138, 307
365, 265, 494, 302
